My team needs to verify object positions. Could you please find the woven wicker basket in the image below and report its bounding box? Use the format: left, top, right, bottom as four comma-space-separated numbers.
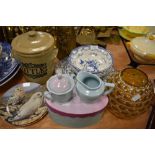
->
107, 68, 154, 119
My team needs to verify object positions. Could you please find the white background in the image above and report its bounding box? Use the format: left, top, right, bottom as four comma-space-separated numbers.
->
0, 0, 155, 155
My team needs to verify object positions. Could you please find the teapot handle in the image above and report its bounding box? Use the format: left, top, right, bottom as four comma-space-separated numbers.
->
102, 82, 115, 96
44, 91, 53, 102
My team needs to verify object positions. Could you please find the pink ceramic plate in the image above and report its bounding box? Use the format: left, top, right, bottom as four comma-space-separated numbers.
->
45, 91, 108, 118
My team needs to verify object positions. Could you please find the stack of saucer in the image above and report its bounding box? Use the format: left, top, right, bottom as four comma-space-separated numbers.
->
0, 42, 20, 86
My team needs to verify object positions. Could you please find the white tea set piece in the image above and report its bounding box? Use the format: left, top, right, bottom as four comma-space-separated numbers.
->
44, 73, 75, 103
76, 71, 115, 102
68, 45, 113, 77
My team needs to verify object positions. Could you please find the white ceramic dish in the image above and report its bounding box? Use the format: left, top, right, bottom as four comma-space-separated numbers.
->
130, 34, 155, 62
68, 45, 113, 77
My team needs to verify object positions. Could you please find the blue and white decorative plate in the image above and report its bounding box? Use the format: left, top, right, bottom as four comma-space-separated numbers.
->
0, 42, 21, 86
68, 45, 114, 77
0, 58, 19, 82
0, 63, 21, 87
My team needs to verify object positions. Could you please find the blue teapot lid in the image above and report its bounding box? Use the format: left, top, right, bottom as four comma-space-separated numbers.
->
47, 73, 72, 94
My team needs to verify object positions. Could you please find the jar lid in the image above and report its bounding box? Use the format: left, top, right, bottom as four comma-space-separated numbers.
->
121, 68, 148, 87
47, 73, 72, 94
11, 31, 55, 55
131, 33, 155, 56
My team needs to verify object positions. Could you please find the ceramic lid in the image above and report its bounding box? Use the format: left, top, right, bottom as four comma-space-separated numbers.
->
121, 68, 148, 87
47, 73, 72, 94
131, 33, 155, 56
11, 31, 55, 55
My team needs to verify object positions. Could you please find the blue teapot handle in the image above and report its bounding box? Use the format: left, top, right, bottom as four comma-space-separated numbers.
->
44, 91, 53, 102
102, 82, 115, 96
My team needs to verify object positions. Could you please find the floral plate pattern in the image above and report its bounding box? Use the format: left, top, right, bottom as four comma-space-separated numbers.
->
68, 45, 114, 77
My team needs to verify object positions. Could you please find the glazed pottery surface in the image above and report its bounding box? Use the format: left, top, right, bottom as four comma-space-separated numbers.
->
45, 73, 75, 103
55, 58, 115, 82
48, 110, 103, 128
123, 26, 149, 35
68, 45, 113, 77
11, 31, 58, 84
107, 68, 154, 118
119, 26, 155, 41
0, 42, 21, 86
130, 33, 155, 62
76, 71, 114, 102
45, 91, 108, 127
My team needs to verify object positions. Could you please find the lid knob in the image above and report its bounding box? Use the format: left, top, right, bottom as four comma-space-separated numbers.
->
28, 31, 37, 37
57, 73, 62, 79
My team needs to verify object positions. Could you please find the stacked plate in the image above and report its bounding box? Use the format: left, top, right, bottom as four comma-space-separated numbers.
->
119, 26, 155, 41
68, 45, 113, 77
0, 42, 20, 86
129, 33, 155, 64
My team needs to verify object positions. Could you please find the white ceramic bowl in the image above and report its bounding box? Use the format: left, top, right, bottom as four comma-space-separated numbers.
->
68, 45, 114, 77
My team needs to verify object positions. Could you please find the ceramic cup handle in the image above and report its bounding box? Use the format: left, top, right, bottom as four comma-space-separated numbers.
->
44, 91, 53, 101
103, 82, 115, 96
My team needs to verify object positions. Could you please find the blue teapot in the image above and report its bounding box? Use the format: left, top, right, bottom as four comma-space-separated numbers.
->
76, 71, 115, 102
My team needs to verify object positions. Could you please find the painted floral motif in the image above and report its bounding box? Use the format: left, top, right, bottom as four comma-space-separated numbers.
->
68, 45, 114, 77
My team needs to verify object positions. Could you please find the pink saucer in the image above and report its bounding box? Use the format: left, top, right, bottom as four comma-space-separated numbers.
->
45, 92, 108, 118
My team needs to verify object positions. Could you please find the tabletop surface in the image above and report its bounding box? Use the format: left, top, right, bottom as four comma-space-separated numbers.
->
0, 39, 155, 129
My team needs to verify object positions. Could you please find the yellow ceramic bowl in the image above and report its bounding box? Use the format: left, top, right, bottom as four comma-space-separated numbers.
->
123, 26, 149, 35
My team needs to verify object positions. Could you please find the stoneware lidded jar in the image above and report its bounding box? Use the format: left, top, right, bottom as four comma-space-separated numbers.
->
11, 31, 58, 84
